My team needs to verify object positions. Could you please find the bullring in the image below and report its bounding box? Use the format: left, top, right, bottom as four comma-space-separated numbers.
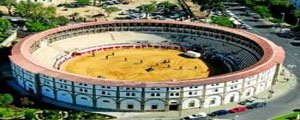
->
10, 20, 284, 111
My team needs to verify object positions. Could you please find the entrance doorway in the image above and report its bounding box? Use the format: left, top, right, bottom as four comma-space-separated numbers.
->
230, 96, 235, 102
169, 104, 179, 110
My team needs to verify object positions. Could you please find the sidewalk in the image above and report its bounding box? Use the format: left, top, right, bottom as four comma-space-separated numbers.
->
98, 67, 297, 120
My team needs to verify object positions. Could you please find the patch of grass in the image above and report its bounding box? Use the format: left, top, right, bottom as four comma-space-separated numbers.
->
272, 112, 300, 120
211, 16, 233, 27
66, 111, 115, 120
0, 107, 37, 119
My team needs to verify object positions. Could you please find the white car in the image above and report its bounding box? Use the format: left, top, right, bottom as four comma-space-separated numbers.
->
242, 24, 252, 30
169, 14, 180, 19
181, 112, 207, 120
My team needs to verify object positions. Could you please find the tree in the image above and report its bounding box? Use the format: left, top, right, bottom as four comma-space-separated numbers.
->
0, 94, 13, 106
13, 1, 65, 32
0, 0, 16, 15
268, 0, 289, 8
157, 1, 178, 15
210, 2, 225, 12
104, 7, 121, 17
253, 6, 271, 18
25, 21, 52, 32
139, 2, 157, 19
294, 10, 300, 26
245, 0, 257, 7
24, 110, 36, 120
0, 18, 11, 33
14, 1, 56, 21
76, 0, 90, 6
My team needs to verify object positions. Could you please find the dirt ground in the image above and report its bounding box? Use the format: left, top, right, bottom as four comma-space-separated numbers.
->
0, 0, 179, 20
61, 48, 209, 82
55, 0, 180, 20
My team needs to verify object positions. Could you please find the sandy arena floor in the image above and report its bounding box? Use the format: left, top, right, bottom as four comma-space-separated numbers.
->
61, 48, 209, 82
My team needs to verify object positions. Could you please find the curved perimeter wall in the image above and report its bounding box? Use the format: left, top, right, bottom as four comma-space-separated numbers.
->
9, 20, 285, 111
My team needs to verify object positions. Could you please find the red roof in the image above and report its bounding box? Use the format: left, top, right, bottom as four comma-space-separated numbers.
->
10, 20, 285, 87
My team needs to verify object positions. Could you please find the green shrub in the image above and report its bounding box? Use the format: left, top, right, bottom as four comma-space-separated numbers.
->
253, 5, 271, 18
25, 22, 53, 32
211, 16, 233, 27
291, 26, 300, 32
0, 94, 13, 107
24, 110, 36, 120
269, 18, 282, 23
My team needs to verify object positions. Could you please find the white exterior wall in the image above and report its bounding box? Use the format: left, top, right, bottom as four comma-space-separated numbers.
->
204, 95, 222, 107
223, 91, 240, 104
56, 90, 72, 103
225, 83, 243, 92
145, 88, 167, 92
119, 92, 142, 98
182, 98, 201, 109
96, 97, 117, 109
120, 99, 141, 110
145, 92, 166, 98
95, 85, 117, 90
75, 94, 93, 107
95, 90, 117, 96
242, 87, 255, 99
206, 83, 225, 89
17, 76, 25, 88
10, 61, 280, 111
74, 87, 93, 95
41, 86, 55, 98
205, 87, 224, 95
24, 81, 37, 94
145, 100, 165, 110
55, 83, 72, 91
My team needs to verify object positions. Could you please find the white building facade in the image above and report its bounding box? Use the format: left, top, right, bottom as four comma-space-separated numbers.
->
11, 63, 279, 111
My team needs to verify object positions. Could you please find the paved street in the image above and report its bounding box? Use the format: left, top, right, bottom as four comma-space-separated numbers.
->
224, 10, 300, 120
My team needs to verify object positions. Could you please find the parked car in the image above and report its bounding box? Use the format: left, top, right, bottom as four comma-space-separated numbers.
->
181, 112, 208, 120
67, 3, 82, 8
246, 102, 267, 109
229, 106, 247, 113
119, 11, 129, 15
277, 32, 295, 39
169, 14, 180, 19
152, 15, 166, 20
243, 24, 252, 29
208, 110, 229, 116
293, 109, 300, 112
238, 98, 256, 105
290, 42, 300, 46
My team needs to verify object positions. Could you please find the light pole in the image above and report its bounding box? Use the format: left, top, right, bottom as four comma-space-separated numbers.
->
280, 13, 285, 33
